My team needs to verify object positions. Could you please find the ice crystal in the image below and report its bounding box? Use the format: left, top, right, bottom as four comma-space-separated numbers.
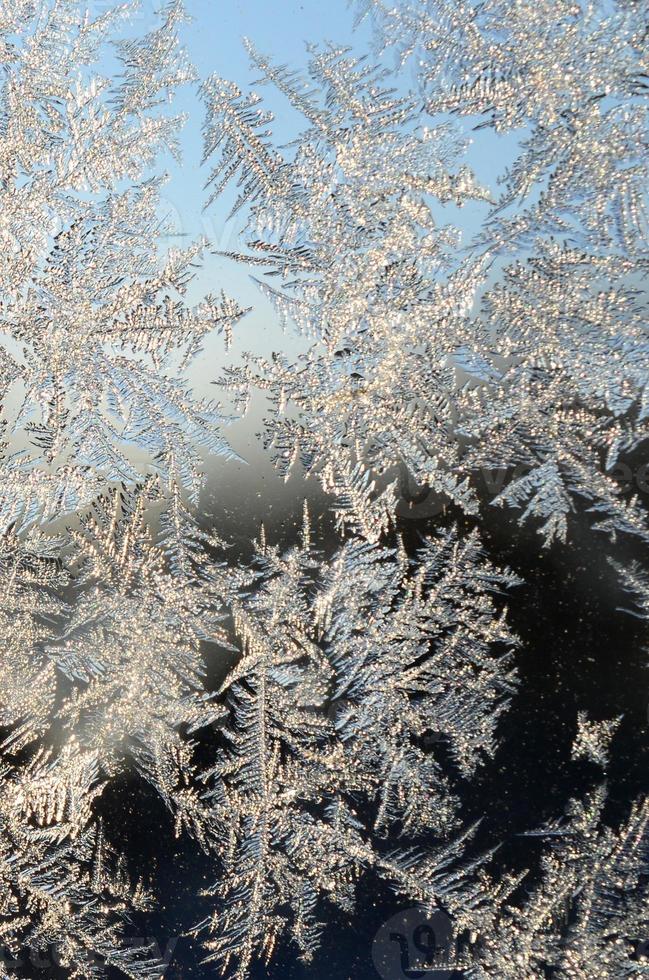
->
0, 0, 643, 976
52, 485, 228, 835
206, 2, 649, 544
204, 41, 490, 530
357, 0, 649, 543
0, 744, 160, 978
0, 529, 67, 752
194, 521, 518, 975
571, 711, 621, 769
463, 785, 649, 978
0, 1, 244, 531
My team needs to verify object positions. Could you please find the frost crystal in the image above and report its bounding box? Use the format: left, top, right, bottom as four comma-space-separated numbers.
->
194, 522, 518, 975
0, 1, 244, 531
0, 0, 644, 976
206, 2, 649, 544
0, 745, 160, 978
204, 41, 489, 529
53, 486, 227, 833
463, 786, 649, 978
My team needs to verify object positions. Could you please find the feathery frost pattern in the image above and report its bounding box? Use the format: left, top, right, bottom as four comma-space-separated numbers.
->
464, 785, 649, 978
0, 0, 644, 977
0, 0, 244, 531
194, 521, 518, 975
0, 745, 160, 978
205, 41, 490, 529
206, 2, 649, 544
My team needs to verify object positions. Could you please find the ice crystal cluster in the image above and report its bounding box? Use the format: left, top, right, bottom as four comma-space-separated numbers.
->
207, 1, 649, 545
0, 0, 645, 977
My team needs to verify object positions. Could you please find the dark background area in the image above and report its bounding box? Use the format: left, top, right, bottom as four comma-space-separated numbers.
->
8, 455, 649, 980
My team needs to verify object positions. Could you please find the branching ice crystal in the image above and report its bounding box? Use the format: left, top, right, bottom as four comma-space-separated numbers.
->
50, 485, 229, 838
0, 529, 67, 752
0, 744, 161, 978
0, 1, 244, 532
204, 41, 491, 531
0, 0, 644, 977
462, 785, 649, 978
571, 711, 621, 768
193, 519, 519, 975
206, 2, 649, 544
